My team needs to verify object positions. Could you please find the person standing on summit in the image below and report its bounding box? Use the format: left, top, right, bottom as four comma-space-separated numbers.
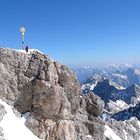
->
25, 45, 29, 52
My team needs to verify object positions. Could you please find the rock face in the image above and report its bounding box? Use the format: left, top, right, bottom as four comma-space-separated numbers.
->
85, 92, 105, 117
107, 117, 140, 140
0, 48, 105, 140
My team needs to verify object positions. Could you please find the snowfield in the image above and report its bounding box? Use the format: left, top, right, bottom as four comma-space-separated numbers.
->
0, 99, 41, 140
104, 125, 122, 140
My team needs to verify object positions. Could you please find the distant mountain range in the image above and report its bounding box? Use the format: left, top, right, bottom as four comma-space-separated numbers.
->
74, 64, 140, 121
74, 64, 140, 105
112, 103, 140, 121
73, 64, 140, 139
83, 78, 140, 104
73, 64, 140, 87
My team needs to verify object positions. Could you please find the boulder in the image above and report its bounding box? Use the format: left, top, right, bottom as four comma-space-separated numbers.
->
85, 92, 105, 117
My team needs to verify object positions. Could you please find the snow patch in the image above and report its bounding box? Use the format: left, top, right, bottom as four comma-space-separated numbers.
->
109, 80, 125, 90
129, 124, 136, 132
107, 100, 129, 114
137, 119, 140, 128
134, 69, 140, 75
123, 129, 127, 140
15, 49, 44, 54
112, 73, 127, 79
115, 100, 128, 108
0, 99, 42, 140
90, 83, 97, 90
104, 125, 122, 140
102, 113, 110, 121
86, 135, 92, 138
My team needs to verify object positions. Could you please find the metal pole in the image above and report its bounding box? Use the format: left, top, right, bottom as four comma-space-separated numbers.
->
20, 27, 26, 50
22, 41, 24, 50
22, 32, 24, 50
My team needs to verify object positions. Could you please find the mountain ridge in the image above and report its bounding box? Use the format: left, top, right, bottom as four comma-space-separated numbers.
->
0, 48, 107, 140
1, 48, 140, 140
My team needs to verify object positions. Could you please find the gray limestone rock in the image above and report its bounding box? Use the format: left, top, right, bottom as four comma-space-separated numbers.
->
0, 48, 106, 140
107, 118, 140, 140
85, 92, 105, 117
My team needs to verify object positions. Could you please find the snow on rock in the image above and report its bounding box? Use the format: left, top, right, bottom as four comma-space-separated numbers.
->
89, 82, 98, 90
102, 100, 131, 120
134, 69, 140, 75
104, 125, 122, 140
102, 110, 111, 121
115, 100, 128, 108
109, 80, 125, 90
123, 129, 127, 140
15, 49, 44, 54
0, 99, 41, 140
107, 100, 129, 114
86, 135, 92, 138
137, 120, 140, 129
106, 117, 140, 140
15, 49, 55, 62
112, 73, 128, 80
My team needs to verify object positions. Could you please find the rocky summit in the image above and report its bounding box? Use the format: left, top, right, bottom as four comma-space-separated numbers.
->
0, 48, 106, 140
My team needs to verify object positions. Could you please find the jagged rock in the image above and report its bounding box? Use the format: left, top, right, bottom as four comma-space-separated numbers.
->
0, 48, 30, 105
38, 70, 46, 80
85, 117, 106, 140
0, 104, 6, 121
45, 60, 59, 83
107, 117, 140, 140
55, 62, 81, 114
0, 48, 106, 140
85, 92, 105, 117
45, 120, 76, 140
15, 80, 72, 120
25, 115, 46, 139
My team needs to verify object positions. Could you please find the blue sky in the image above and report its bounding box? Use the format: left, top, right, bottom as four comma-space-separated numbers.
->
0, 0, 140, 66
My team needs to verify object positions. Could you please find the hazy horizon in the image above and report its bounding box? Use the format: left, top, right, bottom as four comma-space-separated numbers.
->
69, 63, 140, 69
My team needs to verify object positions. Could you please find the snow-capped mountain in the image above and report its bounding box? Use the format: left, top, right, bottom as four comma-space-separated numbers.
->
81, 74, 104, 94
123, 68, 140, 86
83, 77, 140, 105
106, 100, 130, 114
81, 71, 140, 127
73, 64, 132, 80
104, 64, 133, 72
73, 65, 140, 140
74, 64, 140, 88
111, 103, 140, 121
72, 66, 96, 83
